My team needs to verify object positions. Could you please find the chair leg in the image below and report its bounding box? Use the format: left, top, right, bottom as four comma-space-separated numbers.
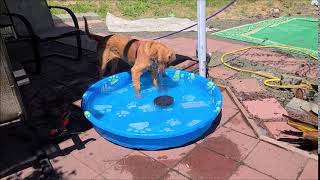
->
31, 38, 41, 74
75, 30, 82, 61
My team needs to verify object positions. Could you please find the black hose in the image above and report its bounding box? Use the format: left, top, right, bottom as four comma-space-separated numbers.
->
153, 0, 237, 40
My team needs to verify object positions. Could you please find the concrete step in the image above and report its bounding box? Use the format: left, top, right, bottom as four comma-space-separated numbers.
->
52, 12, 101, 24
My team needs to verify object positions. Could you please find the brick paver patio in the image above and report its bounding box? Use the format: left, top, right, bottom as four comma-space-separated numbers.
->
1, 15, 317, 179
3, 87, 317, 180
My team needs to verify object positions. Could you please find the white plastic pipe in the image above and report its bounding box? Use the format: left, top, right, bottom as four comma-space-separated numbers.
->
197, 0, 207, 77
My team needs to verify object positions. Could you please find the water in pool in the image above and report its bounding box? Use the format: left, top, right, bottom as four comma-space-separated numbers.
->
84, 69, 222, 138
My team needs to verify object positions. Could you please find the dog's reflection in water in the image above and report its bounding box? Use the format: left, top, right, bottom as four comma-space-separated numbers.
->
157, 73, 178, 92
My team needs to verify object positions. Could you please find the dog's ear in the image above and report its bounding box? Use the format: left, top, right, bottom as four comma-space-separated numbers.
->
167, 51, 176, 62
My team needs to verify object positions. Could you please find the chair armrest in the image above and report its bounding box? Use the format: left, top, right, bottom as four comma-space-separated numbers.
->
49, 6, 80, 29
2, 13, 36, 37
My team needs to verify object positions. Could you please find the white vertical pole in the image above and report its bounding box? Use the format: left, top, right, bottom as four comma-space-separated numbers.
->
197, 0, 207, 77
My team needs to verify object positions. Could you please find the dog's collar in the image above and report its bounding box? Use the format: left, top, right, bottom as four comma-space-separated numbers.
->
134, 42, 140, 59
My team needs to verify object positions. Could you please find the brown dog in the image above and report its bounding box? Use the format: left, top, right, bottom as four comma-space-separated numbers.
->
84, 17, 176, 97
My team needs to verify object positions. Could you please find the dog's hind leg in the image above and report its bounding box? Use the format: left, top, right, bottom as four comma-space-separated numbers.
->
99, 48, 117, 78
110, 59, 119, 75
131, 59, 150, 97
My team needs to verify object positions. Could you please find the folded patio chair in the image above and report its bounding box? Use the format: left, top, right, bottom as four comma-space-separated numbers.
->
0, 33, 26, 125
0, 0, 82, 74
1, 33, 55, 177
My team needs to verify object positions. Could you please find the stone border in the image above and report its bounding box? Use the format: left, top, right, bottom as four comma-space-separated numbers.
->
221, 85, 318, 160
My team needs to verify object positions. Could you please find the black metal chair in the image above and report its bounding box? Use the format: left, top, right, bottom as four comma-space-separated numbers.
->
0, 0, 82, 74
0, 33, 55, 178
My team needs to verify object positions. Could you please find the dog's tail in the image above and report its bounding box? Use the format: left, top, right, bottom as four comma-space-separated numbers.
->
83, 16, 104, 41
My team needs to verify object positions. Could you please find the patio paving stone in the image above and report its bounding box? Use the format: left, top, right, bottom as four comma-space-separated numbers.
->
101, 151, 169, 180
243, 98, 288, 120
71, 138, 133, 174
79, 128, 102, 140
159, 38, 196, 57
185, 63, 199, 72
217, 89, 240, 128
159, 38, 246, 58
60, 19, 102, 28
228, 165, 275, 180
90, 175, 106, 180
141, 144, 196, 168
174, 146, 239, 180
3, 167, 38, 180
209, 66, 238, 80
72, 99, 82, 108
58, 138, 78, 152
224, 113, 257, 137
50, 155, 98, 179
229, 79, 265, 93
173, 60, 197, 70
298, 159, 318, 180
264, 121, 301, 139
218, 105, 239, 128
244, 141, 308, 180
161, 170, 190, 180
207, 38, 246, 52
160, 38, 248, 57
199, 127, 259, 161
222, 90, 238, 110
58, 128, 101, 152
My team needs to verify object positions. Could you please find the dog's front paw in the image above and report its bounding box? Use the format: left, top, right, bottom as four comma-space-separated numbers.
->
135, 93, 141, 99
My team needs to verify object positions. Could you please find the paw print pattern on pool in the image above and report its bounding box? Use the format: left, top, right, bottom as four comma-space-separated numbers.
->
82, 69, 222, 150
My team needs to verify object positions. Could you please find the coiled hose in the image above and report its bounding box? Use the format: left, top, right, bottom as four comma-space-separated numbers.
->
220, 45, 317, 89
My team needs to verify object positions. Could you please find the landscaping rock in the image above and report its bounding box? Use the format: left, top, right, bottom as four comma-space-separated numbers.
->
280, 74, 303, 86
271, 8, 281, 17
285, 98, 318, 114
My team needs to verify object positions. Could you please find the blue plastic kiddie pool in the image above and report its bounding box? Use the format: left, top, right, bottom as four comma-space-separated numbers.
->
81, 69, 222, 150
